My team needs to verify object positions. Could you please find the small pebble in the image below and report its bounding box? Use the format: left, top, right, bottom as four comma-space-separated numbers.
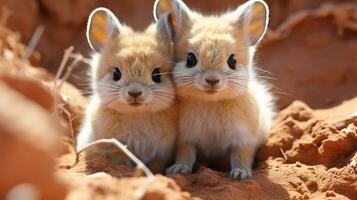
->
296, 162, 301, 167
348, 159, 356, 168
325, 191, 336, 197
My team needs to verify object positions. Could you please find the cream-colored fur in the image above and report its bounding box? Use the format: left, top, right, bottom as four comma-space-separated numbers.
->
77, 8, 176, 173
78, 95, 177, 165
178, 80, 274, 157
154, 0, 275, 179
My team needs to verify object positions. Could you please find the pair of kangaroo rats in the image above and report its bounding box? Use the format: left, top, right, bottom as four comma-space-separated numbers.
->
77, 0, 275, 180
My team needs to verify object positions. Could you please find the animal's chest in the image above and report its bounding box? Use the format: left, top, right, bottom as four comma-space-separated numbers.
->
178, 101, 254, 157
95, 114, 172, 163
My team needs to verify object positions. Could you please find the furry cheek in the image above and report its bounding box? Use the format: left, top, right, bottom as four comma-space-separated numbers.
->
225, 67, 250, 97
95, 78, 122, 106
172, 61, 200, 95
95, 74, 175, 113
149, 78, 175, 111
173, 68, 251, 101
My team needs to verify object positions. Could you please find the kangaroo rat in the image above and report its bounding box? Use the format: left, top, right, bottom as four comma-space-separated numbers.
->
154, 0, 275, 179
77, 7, 176, 173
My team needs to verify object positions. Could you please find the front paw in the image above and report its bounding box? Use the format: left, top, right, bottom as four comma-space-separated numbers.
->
166, 163, 192, 175
230, 167, 252, 180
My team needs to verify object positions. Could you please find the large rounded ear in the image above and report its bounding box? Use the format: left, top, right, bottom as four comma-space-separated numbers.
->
156, 12, 174, 45
86, 7, 121, 52
232, 0, 269, 46
153, 0, 191, 34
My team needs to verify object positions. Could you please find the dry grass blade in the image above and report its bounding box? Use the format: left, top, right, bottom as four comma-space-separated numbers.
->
53, 47, 72, 116
58, 104, 77, 155
23, 25, 45, 61
53, 46, 74, 91
280, 148, 287, 160
57, 53, 84, 89
52, 47, 88, 163
70, 53, 92, 65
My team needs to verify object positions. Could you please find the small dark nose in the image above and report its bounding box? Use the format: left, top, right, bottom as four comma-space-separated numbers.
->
128, 91, 142, 98
205, 78, 220, 85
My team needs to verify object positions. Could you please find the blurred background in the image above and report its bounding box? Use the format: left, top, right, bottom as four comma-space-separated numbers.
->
1, 0, 356, 109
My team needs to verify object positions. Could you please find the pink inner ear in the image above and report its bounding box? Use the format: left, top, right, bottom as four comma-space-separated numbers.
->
87, 8, 121, 52
242, 1, 268, 46
154, 0, 191, 28
154, 0, 175, 22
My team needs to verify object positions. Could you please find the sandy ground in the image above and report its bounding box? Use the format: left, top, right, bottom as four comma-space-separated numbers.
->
0, 61, 355, 199
55, 99, 356, 200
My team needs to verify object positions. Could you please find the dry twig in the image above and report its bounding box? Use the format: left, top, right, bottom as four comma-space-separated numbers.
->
280, 148, 288, 160
53, 46, 74, 91
58, 104, 77, 156
23, 25, 45, 61
57, 53, 83, 89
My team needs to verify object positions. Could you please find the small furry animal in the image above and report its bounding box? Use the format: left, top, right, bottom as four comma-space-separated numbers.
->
154, 0, 275, 179
77, 7, 176, 173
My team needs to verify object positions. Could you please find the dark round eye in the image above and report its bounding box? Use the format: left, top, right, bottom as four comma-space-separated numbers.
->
186, 52, 197, 68
113, 67, 121, 81
152, 68, 161, 83
227, 54, 237, 70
